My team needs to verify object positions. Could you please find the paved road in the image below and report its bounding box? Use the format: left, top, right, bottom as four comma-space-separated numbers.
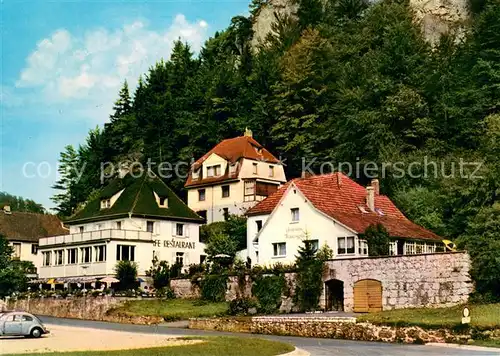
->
40, 316, 499, 356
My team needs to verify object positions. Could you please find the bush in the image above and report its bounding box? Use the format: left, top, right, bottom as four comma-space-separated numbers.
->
229, 297, 259, 316
200, 274, 228, 302
156, 286, 176, 299
252, 275, 285, 314
115, 260, 138, 291
294, 240, 324, 311
187, 263, 206, 277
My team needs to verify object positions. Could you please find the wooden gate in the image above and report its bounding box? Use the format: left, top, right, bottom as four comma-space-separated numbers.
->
353, 279, 382, 313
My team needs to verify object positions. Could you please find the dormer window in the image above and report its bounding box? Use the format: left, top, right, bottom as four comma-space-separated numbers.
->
101, 199, 111, 209
192, 168, 200, 180
207, 165, 221, 177
229, 163, 237, 175
154, 191, 168, 208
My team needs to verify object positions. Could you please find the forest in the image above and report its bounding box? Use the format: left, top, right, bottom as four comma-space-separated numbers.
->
52, 0, 499, 299
0, 192, 46, 214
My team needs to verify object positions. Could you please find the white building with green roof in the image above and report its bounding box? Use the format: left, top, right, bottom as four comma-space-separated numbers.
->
38, 172, 204, 283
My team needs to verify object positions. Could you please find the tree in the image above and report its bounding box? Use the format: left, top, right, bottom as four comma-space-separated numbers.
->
110, 81, 132, 121
362, 224, 390, 257
51, 145, 81, 217
0, 234, 28, 297
115, 260, 138, 290
0, 192, 45, 214
204, 232, 239, 265
146, 258, 172, 290
294, 239, 324, 311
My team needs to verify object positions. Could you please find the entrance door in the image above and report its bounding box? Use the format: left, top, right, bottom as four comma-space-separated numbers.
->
353, 279, 382, 313
325, 279, 344, 311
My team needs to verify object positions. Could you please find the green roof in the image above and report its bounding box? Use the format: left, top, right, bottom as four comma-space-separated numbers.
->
66, 171, 202, 224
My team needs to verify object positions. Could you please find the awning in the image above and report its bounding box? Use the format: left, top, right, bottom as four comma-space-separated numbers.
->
47, 278, 56, 284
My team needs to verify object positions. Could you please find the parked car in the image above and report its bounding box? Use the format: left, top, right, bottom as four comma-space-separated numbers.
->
0, 311, 49, 338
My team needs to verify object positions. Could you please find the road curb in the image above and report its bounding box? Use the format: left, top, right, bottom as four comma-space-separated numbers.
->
426, 342, 500, 353
280, 347, 310, 356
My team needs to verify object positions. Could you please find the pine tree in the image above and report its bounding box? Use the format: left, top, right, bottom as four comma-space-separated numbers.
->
110, 81, 132, 122
51, 145, 80, 217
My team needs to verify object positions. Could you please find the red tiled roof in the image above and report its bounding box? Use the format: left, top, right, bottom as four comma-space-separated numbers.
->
247, 173, 441, 241
0, 212, 68, 243
185, 136, 280, 187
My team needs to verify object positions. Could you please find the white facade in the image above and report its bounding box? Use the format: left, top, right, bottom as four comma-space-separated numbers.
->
9, 240, 41, 268
249, 185, 367, 266
187, 153, 286, 224
38, 217, 205, 279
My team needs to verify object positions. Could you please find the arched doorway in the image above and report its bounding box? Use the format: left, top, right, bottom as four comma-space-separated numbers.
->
325, 279, 344, 311
353, 279, 382, 313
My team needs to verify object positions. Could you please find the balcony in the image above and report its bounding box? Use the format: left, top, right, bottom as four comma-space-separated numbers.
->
39, 229, 153, 247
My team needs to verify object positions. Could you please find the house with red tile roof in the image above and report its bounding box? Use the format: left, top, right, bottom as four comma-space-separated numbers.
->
245, 172, 443, 266
185, 129, 286, 223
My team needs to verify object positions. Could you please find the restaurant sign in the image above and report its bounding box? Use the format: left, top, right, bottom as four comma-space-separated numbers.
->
153, 239, 196, 249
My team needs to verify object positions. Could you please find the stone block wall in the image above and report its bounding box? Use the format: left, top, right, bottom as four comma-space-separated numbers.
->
323, 252, 473, 312
5, 296, 162, 325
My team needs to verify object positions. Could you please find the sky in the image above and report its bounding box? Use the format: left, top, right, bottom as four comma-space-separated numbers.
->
0, 0, 249, 211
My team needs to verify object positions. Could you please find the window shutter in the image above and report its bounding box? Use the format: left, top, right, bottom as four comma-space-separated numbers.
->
185, 225, 189, 238
171, 251, 177, 264
184, 252, 190, 266
172, 222, 176, 236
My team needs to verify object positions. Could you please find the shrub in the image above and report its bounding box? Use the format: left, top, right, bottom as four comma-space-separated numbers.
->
252, 275, 285, 314
156, 286, 176, 299
115, 260, 138, 291
200, 274, 228, 302
187, 263, 206, 277
229, 297, 259, 316
295, 240, 324, 311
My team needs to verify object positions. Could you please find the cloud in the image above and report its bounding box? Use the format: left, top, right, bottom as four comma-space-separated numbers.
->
13, 14, 210, 120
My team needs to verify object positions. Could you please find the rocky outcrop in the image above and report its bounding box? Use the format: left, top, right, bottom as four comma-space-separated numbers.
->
251, 0, 470, 47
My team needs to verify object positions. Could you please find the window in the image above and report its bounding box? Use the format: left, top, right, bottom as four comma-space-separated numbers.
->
81, 246, 92, 263
200, 255, 207, 264
229, 163, 237, 175
42, 251, 52, 266
404, 241, 416, 255
207, 165, 221, 177
67, 248, 78, 264
223, 208, 229, 220
22, 315, 33, 322
79, 226, 84, 233
95, 223, 103, 231
146, 221, 154, 233
95, 245, 106, 262
176, 223, 184, 236
291, 208, 300, 222
244, 181, 255, 196
358, 240, 369, 256
389, 241, 397, 256
192, 168, 200, 180
116, 245, 135, 261
158, 196, 168, 207
176, 252, 184, 265
272, 242, 286, 257
256, 220, 263, 232
269, 165, 274, 177
256, 182, 278, 197
12, 243, 21, 259
416, 242, 425, 254
253, 163, 258, 174
222, 185, 230, 198
337, 236, 355, 254
55, 250, 64, 265
309, 239, 319, 253
116, 221, 122, 230
31, 244, 38, 255
101, 199, 111, 209
198, 189, 206, 201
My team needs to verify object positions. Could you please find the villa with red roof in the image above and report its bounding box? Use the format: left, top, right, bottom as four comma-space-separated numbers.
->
185, 129, 286, 223
246, 172, 443, 266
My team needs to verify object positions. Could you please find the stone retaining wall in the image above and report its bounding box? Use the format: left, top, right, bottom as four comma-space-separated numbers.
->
189, 317, 494, 344
323, 252, 473, 311
6, 297, 162, 325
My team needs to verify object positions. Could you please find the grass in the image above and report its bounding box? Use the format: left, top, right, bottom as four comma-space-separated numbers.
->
473, 339, 500, 348
111, 299, 229, 321
357, 303, 500, 330
3, 336, 294, 356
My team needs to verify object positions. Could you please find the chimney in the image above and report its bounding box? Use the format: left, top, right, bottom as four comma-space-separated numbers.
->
244, 127, 253, 138
366, 186, 375, 212
371, 179, 380, 195
337, 173, 342, 187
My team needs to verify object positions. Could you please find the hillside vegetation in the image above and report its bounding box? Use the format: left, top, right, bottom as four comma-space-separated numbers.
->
52, 0, 500, 300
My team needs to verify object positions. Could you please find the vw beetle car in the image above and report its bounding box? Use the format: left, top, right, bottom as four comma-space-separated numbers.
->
0, 311, 49, 338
